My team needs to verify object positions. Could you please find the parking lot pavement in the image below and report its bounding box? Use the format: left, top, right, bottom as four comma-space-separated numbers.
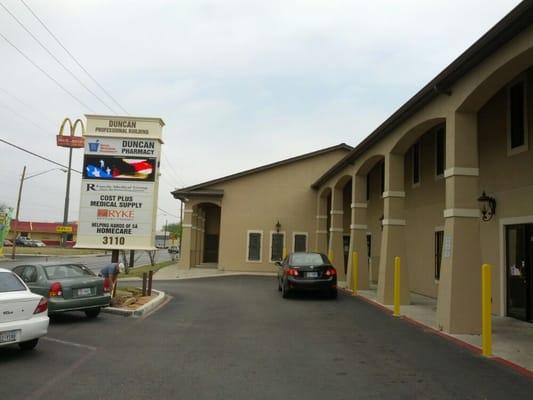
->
0, 249, 171, 272
1, 276, 532, 400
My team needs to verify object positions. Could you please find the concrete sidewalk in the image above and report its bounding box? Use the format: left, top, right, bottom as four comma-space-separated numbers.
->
355, 285, 533, 374
120, 262, 276, 282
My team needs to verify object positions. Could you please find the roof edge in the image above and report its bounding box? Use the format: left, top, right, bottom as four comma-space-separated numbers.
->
172, 143, 352, 198
312, 1, 533, 189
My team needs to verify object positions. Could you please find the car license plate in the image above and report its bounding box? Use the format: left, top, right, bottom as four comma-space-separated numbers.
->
0, 330, 18, 344
306, 272, 318, 278
77, 288, 92, 297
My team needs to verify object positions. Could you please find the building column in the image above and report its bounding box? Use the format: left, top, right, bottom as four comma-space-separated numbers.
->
190, 211, 198, 267
198, 212, 205, 264
347, 175, 370, 290
328, 188, 346, 281
178, 208, 194, 269
436, 112, 482, 334
315, 192, 329, 253
377, 153, 410, 305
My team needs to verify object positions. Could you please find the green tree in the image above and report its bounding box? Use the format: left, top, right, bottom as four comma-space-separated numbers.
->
164, 223, 182, 240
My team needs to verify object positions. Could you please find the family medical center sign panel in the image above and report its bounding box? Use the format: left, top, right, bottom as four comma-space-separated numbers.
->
76, 115, 165, 250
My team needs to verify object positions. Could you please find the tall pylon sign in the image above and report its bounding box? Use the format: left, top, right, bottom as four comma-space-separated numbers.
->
76, 115, 165, 250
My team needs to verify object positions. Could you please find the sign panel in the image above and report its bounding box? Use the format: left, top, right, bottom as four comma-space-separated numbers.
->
56, 226, 73, 234
56, 135, 85, 148
76, 115, 164, 250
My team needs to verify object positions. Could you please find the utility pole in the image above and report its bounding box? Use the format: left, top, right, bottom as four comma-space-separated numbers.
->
62, 147, 73, 246
11, 166, 26, 260
164, 219, 168, 248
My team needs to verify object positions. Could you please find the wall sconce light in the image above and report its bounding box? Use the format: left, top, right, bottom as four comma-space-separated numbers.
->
275, 220, 281, 233
477, 191, 496, 222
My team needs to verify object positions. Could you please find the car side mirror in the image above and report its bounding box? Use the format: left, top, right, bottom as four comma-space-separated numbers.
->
274, 261, 282, 267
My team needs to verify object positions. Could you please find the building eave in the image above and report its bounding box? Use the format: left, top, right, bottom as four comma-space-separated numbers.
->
311, 1, 533, 190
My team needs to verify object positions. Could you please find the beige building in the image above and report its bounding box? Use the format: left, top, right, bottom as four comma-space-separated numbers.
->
174, 2, 533, 334
173, 144, 352, 272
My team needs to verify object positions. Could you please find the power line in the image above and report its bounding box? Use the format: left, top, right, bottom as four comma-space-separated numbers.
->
0, 137, 82, 173
20, 0, 129, 115
162, 151, 183, 185
0, 87, 57, 126
0, 30, 95, 111
157, 207, 180, 219
0, 1, 116, 114
0, 100, 53, 132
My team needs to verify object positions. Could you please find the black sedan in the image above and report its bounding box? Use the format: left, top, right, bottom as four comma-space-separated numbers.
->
276, 252, 337, 299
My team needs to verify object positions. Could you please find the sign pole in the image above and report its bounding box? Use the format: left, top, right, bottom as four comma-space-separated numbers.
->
62, 147, 73, 247
11, 166, 26, 260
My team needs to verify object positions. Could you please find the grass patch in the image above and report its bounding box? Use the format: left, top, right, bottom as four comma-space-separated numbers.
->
120, 260, 176, 279
14, 247, 106, 256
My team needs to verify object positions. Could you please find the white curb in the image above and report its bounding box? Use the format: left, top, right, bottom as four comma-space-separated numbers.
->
102, 289, 166, 318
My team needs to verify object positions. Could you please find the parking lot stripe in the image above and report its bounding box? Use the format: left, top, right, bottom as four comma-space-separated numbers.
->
42, 337, 97, 351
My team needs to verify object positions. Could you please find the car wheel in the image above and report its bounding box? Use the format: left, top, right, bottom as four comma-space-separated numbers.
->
19, 338, 39, 351
85, 308, 101, 318
281, 282, 291, 299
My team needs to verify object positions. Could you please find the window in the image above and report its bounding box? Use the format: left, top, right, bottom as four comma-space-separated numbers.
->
293, 233, 308, 252
247, 231, 262, 262
435, 126, 445, 177
20, 266, 38, 283
412, 141, 421, 185
290, 253, 328, 266
270, 232, 285, 262
508, 80, 527, 153
0, 271, 26, 292
435, 230, 444, 280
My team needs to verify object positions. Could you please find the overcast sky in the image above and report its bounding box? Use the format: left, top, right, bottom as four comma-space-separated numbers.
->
0, 0, 522, 229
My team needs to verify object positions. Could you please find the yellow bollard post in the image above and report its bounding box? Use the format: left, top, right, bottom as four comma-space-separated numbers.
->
482, 263, 492, 357
393, 256, 401, 317
352, 251, 358, 296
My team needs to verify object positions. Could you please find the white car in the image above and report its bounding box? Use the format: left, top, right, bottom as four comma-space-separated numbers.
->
0, 268, 49, 350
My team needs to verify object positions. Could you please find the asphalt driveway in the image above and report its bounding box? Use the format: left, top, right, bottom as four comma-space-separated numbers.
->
0, 276, 531, 400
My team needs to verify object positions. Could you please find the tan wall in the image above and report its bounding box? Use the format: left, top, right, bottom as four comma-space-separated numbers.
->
478, 67, 533, 314
404, 129, 445, 298
208, 149, 349, 272
366, 163, 384, 282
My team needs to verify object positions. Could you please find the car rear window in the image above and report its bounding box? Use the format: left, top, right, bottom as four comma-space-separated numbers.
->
0, 272, 27, 292
43, 264, 95, 280
291, 253, 328, 266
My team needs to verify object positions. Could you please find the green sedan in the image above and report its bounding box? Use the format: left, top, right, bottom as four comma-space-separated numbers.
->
12, 263, 111, 318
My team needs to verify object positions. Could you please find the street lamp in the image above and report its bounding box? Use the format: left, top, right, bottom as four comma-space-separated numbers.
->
11, 166, 67, 259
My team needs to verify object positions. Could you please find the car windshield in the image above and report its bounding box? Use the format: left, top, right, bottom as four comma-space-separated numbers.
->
0, 271, 26, 292
43, 264, 95, 280
291, 253, 327, 266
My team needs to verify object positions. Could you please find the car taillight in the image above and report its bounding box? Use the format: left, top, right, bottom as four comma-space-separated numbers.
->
287, 268, 299, 276
34, 297, 48, 314
103, 278, 111, 293
324, 268, 337, 277
49, 282, 63, 297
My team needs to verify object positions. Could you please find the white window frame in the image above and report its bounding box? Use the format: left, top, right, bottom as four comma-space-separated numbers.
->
434, 126, 445, 180
292, 232, 308, 253
412, 140, 421, 188
269, 230, 286, 263
246, 230, 263, 263
506, 75, 528, 156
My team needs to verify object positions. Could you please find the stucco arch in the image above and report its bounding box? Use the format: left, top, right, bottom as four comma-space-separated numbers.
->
457, 44, 533, 113
354, 154, 385, 176
390, 118, 446, 155
333, 174, 352, 190
186, 199, 222, 209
